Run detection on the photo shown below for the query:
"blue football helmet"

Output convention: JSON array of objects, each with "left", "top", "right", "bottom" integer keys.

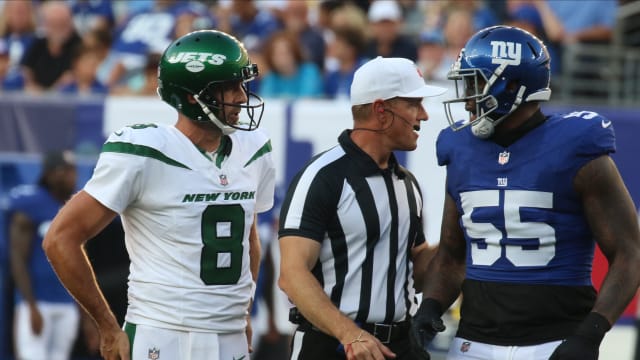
[{"left": 443, "top": 26, "right": 552, "bottom": 138}]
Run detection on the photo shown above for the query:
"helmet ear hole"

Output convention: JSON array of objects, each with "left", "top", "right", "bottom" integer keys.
[{"left": 506, "top": 80, "right": 519, "bottom": 92}]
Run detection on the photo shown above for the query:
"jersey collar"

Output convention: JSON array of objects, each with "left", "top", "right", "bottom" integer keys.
[{"left": 339, "top": 130, "right": 406, "bottom": 179}]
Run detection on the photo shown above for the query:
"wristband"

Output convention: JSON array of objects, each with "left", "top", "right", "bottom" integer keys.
[{"left": 421, "top": 298, "right": 444, "bottom": 318}]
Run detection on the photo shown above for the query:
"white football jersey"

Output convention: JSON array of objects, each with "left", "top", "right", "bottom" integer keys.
[{"left": 84, "top": 123, "right": 275, "bottom": 332}]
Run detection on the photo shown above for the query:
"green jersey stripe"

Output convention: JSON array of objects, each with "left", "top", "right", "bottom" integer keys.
[
  {"left": 102, "top": 142, "right": 191, "bottom": 169},
  {"left": 244, "top": 140, "right": 272, "bottom": 167}
]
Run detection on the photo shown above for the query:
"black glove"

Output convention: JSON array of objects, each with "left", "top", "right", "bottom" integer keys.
[
  {"left": 408, "top": 330, "right": 432, "bottom": 360},
  {"left": 410, "top": 298, "right": 446, "bottom": 353},
  {"left": 549, "top": 312, "right": 611, "bottom": 360}
]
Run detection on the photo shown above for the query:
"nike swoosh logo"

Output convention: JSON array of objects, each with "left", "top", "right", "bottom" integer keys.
[
  {"left": 233, "top": 356, "right": 246, "bottom": 360},
  {"left": 601, "top": 120, "right": 612, "bottom": 128},
  {"left": 114, "top": 130, "right": 124, "bottom": 136}
]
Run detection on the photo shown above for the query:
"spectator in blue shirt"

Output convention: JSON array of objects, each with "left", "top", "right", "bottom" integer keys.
[
  {"left": 324, "top": 26, "right": 369, "bottom": 100},
  {"left": 259, "top": 31, "right": 323, "bottom": 99},
  {"left": 0, "top": 0, "right": 37, "bottom": 91},
  {"left": 58, "top": 44, "right": 108, "bottom": 95},
  {"left": 216, "top": 0, "right": 281, "bottom": 56},
  {"left": 547, "top": 0, "right": 617, "bottom": 44},
  {"left": 98, "top": 0, "right": 212, "bottom": 89},
  {"left": 68, "top": 0, "right": 115, "bottom": 35}
]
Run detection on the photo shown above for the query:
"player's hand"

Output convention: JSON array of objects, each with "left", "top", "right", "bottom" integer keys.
[
  {"left": 548, "top": 334, "right": 599, "bottom": 360},
  {"left": 99, "top": 328, "right": 130, "bottom": 360},
  {"left": 341, "top": 328, "right": 396, "bottom": 360},
  {"left": 28, "top": 303, "right": 44, "bottom": 335},
  {"left": 342, "top": 329, "right": 396, "bottom": 360},
  {"left": 548, "top": 312, "right": 610, "bottom": 360},
  {"left": 410, "top": 298, "right": 445, "bottom": 350},
  {"left": 408, "top": 331, "right": 431, "bottom": 360}
]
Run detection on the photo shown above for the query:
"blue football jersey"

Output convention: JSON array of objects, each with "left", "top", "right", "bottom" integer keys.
[
  {"left": 436, "top": 111, "right": 615, "bottom": 286},
  {"left": 7, "top": 185, "right": 74, "bottom": 303}
]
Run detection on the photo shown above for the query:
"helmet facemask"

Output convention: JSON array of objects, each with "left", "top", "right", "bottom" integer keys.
[
  {"left": 444, "top": 63, "right": 523, "bottom": 139},
  {"left": 193, "top": 63, "right": 264, "bottom": 135}
]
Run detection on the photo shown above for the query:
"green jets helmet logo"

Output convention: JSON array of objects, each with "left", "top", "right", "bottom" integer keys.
[{"left": 167, "top": 52, "right": 227, "bottom": 65}]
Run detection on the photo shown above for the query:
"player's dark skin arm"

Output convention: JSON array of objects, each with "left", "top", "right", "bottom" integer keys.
[
  {"left": 421, "top": 186, "right": 467, "bottom": 308},
  {"left": 574, "top": 155, "right": 640, "bottom": 325},
  {"left": 9, "top": 212, "right": 43, "bottom": 334}
]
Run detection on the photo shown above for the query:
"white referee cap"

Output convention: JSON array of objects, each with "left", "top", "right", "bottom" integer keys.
[{"left": 350, "top": 56, "right": 446, "bottom": 106}]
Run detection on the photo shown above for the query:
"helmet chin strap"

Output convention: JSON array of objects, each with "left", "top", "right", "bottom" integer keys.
[
  {"left": 471, "top": 116, "right": 496, "bottom": 139},
  {"left": 471, "top": 85, "right": 526, "bottom": 139},
  {"left": 193, "top": 94, "right": 236, "bottom": 135}
]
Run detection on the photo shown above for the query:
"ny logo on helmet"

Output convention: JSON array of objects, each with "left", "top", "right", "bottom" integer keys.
[{"left": 490, "top": 41, "right": 521, "bottom": 66}]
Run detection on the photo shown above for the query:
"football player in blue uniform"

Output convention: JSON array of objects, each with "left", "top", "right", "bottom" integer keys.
[
  {"left": 8, "top": 151, "right": 80, "bottom": 360},
  {"left": 412, "top": 25, "right": 640, "bottom": 360}
]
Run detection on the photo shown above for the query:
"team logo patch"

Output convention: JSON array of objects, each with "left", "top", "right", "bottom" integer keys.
[
  {"left": 498, "top": 150, "right": 510, "bottom": 165},
  {"left": 148, "top": 347, "right": 160, "bottom": 359},
  {"left": 219, "top": 174, "right": 229, "bottom": 186},
  {"left": 460, "top": 341, "right": 471, "bottom": 353},
  {"left": 185, "top": 60, "right": 205, "bottom": 73}
]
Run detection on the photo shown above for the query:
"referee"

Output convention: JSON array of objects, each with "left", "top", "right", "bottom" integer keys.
[{"left": 278, "top": 57, "right": 446, "bottom": 360}]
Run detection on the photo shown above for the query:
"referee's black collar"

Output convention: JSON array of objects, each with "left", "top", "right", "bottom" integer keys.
[{"left": 339, "top": 130, "right": 407, "bottom": 179}]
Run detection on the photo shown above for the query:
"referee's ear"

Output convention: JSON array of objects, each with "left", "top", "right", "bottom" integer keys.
[
  {"left": 373, "top": 100, "right": 389, "bottom": 127},
  {"left": 374, "top": 100, "right": 386, "bottom": 116}
]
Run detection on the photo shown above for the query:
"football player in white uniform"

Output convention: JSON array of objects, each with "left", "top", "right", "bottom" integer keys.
[{"left": 43, "top": 30, "right": 275, "bottom": 360}]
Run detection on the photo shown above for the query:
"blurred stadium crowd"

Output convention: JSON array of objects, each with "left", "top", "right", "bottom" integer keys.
[{"left": 0, "top": 0, "right": 627, "bottom": 101}]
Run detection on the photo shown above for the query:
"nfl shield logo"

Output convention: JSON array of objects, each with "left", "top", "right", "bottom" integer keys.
[
  {"left": 460, "top": 341, "right": 471, "bottom": 353},
  {"left": 498, "top": 151, "right": 510, "bottom": 165},
  {"left": 148, "top": 348, "right": 160, "bottom": 359},
  {"left": 219, "top": 174, "right": 228, "bottom": 186}
]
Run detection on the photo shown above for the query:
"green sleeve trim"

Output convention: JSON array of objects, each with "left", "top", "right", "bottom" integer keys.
[
  {"left": 244, "top": 140, "right": 272, "bottom": 167},
  {"left": 102, "top": 142, "right": 191, "bottom": 170}
]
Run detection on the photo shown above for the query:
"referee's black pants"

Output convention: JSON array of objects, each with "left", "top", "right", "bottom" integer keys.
[{"left": 289, "top": 326, "right": 414, "bottom": 360}]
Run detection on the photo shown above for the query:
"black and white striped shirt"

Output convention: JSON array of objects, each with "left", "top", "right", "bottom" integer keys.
[{"left": 279, "top": 130, "right": 426, "bottom": 324}]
